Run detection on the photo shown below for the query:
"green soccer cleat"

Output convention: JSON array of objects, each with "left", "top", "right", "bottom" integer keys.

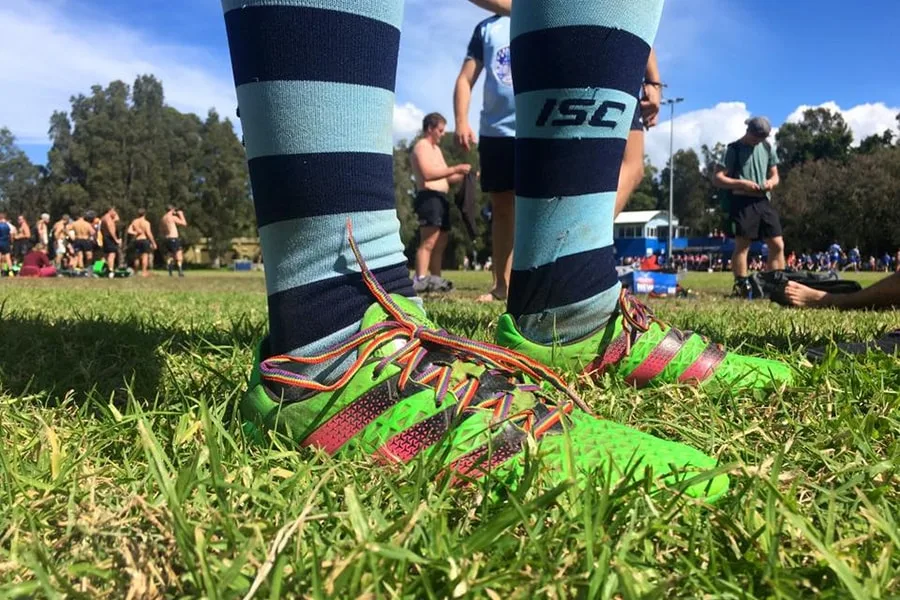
[
  {"left": 240, "top": 230, "right": 730, "bottom": 502},
  {"left": 496, "top": 288, "right": 793, "bottom": 390}
]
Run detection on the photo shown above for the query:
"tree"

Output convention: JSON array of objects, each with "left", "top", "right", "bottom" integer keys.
[
  {"left": 775, "top": 107, "right": 853, "bottom": 174},
  {"left": 624, "top": 159, "right": 660, "bottom": 211},
  {"left": 857, "top": 130, "right": 895, "bottom": 154},
  {"left": 659, "top": 149, "right": 711, "bottom": 234},
  {"left": 190, "top": 109, "right": 255, "bottom": 265},
  {"left": 0, "top": 127, "right": 41, "bottom": 216},
  {"left": 777, "top": 147, "right": 900, "bottom": 255}
]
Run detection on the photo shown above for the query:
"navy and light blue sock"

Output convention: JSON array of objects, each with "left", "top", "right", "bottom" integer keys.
[
  {"left": 508, "top": 0, "right": 664, "bottom": 344},
  {"left": 221, "top": 0, "right": 417, "bottom": 369}
]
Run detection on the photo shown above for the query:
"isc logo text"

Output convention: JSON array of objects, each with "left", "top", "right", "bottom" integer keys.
[{"left": 535, "top": 99, "right": 627, "bottom": 128}]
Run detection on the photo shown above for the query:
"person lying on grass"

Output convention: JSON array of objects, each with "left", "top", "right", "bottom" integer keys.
[{"left": 785, "top": 271, "right": 900, "bottom": 310}]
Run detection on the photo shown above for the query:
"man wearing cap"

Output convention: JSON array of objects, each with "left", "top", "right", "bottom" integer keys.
[{"left": 713, "top": 116, "right": 784, "bottom": 298}]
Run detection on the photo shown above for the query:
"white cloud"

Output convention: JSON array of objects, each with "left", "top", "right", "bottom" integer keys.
[
  {"left": 392, "top": 102, "right": 425, "bottom": 143},
  {"left": 785, "top": 101, "right": 899, "bottom": 145},
  {"left": 645, "top": 102, "right": 751, "bottom": 168},
  {"left": 0, "top": 0, "right": 238, "bottom": 146}
]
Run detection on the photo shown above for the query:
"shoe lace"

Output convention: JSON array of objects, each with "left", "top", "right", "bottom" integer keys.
[
  {"left": 259, "top": 221, "right": 591, "bottom": 435},
  {"left": 617, "top": 287, "right": 722, "bottom": 356}
]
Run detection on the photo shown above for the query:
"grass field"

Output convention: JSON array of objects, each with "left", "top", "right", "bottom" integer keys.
[{"left": 0, "top": 270, "right": 897, "bottom": 598}]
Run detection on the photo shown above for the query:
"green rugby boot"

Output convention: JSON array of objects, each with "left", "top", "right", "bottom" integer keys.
[
  {"left": 240, "top": 233, "right": 730, "bottom": 502},
  {"left": 496, "top": 288, "right": 792, "bottom": 390}
]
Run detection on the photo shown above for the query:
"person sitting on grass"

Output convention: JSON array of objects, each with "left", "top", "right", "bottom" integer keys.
[
  {"left": 19, "top": 243, "right": 57, "bottom": 278},
  {"left": 784, "top": 271, "right": 899, "bottom": 310}
]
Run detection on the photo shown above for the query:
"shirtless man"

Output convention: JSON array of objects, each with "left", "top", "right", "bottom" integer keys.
[
  {"left": 13, "top": 215, "right": 31, "bottom": 262},
  {"left": 100, "top": 207, "right": 121, "bottom": 277},
  {"left": 52, "top": 214, "right": 70, "bottom": 268},
  {"left": 71, "top": 212, "right": 95, "bottom": 269},
  {"left": 127, "top": 208, "right": 157, "bottom": 277},
  {"left": 37, "top": 213, "right": 50, "bottom": 248},
  {"left": 409, "top": 112, "right": 471, "bottom": 293},
  {"left": 160, "top": 206, "right": 187, "bottom": 277}
]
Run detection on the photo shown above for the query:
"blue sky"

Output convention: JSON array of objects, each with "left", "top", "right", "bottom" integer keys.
[{"left": 3, "top": 0, "right": 898, "bottom": 168}]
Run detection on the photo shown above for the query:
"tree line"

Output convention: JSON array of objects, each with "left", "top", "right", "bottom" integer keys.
[
  {"left": 2, "top": 75, "right": 899, "bottom": 266},
  {"left": 0, "top": 75, "right": 254, "bottom": 263}
]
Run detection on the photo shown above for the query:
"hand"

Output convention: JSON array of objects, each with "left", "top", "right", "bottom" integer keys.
[
  {"left": 640, "top": 83, "right": 662, "bottom": 129},
  {"left": 742, "top": 180, "right": 761, "bottom": 193},
  {"left": 455, "top": 123, "right": 476, "bottom": 151},
  {"left": 456, "top": 163, "right": 472, "bottom": 175}
]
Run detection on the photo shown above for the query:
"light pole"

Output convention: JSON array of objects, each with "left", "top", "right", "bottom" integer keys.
[{"left": 663, "top": 97, "right": 684, "bottom": 262}]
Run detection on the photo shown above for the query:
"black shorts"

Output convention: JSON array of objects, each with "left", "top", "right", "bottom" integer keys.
[
  {"left": 73, "top": 239, "right": 92, "bottom": 254},
  {"left": 478, "top": 136, "right": 514, "bottom": 193},
  {"left": 414, "top": 190, "right": 451, "bottom": 231},
  {"left": 13, "top": 240, "right": 31, "bottom": 257},
  {"left": 134, "top": 239, "right": 152, "bottom": 255},
  {"left": 729, "top": 197, "right": 783, "bottom": 241},
  {"left": 165, "top": 237, "right": 182, "bottom": 255},
  {"left": 103, "top": 239, "right": 119, "bottom": 254}
]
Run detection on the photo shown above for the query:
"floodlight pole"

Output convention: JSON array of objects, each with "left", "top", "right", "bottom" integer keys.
[{"left": 664, "top": 97, "right": 684, "bottom": 262}]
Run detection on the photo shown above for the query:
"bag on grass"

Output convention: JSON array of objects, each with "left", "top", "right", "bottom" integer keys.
[{"left": 751, "top": 270, "right": 862, "bottom": 306}]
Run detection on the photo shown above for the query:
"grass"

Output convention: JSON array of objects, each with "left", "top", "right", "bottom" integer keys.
[{"left": 0, "top": 269, "right": 897, "bottom": 598}]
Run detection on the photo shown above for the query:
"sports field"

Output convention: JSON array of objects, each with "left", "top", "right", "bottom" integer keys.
[{"left": 0, "top": 271, "right": 897, "bottom": 598}]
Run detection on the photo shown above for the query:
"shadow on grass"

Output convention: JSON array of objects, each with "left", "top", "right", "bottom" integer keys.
[{"left": 0, "top": 313, "right": 261, "bottom": 405}]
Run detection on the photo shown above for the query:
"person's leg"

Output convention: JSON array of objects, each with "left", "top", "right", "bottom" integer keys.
[
  {"left": 415, "top": 226, "right": 439, "bottom": 280},
  {"left": 507, "top": 1, "right": 663, "bottom": 344},
  {"left": 106, "top": 251, "right": 116, "bottom": 276},
  {"left": 222, "top": 0, "right": 415, "bottom": 369},
  {"left": 428, "top": 231, "right": 448, "bottom": 278},
  {"left": 615, "top": 117, "right": 645, "bottom": 216},
  {"left": 766, "top": 236, "right": 785, "bottom": 271},
  {"left": 478, "top": 190, "right": 514, "bottom": 301},
  {"left": 786, "top": 271, "right": 900, "bottom": 310},
  {"left": 175, "top": 247, "right": 184, "bottom": 276},
  {"left": 732, "top": 237, "right": 751, "bottom": 278},
  {"left": 497, "top": 0, "right": 790, "bottom": 389}
]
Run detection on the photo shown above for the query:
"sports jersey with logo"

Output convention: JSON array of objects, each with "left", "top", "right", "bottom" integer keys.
[{"left": 466, "top": 16, "right": 515, "bottom": 138}]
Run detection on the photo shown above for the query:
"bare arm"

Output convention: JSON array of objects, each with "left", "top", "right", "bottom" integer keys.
[
  {"left": 412, "top": 142, "right": 467, "bottom": 181},
  {"left": 127, "top": 222, "right": 138, "bottom": 236},
  {"left": 764, "top": 166, "right": 780, "bottom": 190},
  {"left": 174, "top": 212, "right": 187, "bottom": 227},
  {"left": 467, "top": 0, "right": 510, "bottom": 15},
  {"left": 454, "top": 59, "right": 483, "bottom": 151},
  {"left": 147, "top": 224, "right": 157, "bottom": 248},
  {"left": 713, "top": 166, "right": 758, "bottom": 192}
]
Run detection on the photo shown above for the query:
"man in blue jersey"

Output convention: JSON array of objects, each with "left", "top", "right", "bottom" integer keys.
[
  {"left": 0, "top": 213, "right": 12, "bottom": 275},
  {"left": 456, "top": 3, "right": 662, "bottom": 302}
]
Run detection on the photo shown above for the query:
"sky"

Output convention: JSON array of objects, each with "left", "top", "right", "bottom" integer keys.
[{"left": 2, "top": 0, "right": 899, "bottom": 169}]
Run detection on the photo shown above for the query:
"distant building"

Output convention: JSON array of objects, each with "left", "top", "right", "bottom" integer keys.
[
  {"left": 614, "top": 210, "right": 766, "bottom": 261},
  {"left": 614, "top": 210, "right": 687, "bottom": 258}
]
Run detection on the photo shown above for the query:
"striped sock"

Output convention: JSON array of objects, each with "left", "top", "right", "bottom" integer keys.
[
  {"left": 508, "top": 0, "right": 664, "bottom": 344},
  {"left": 221, "top": 0, "right": 418, "bottom": 373}
]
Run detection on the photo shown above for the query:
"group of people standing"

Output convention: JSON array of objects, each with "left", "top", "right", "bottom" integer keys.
[{"left": 0, "top": 206, "right": 188, "bottom": 278}]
